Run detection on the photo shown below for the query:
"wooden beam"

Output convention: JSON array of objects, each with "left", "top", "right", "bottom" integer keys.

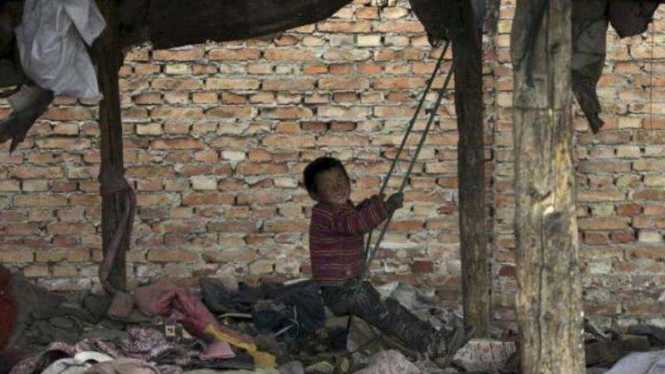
[
  {"left": 452, "top": 0, "right": 491, "bottom": 337},
  {"left": 93, "top": 0, "right": 128, "bottom": 292},
  {"left": 511, "top": 1, "right": 585, "bottom": 373}
]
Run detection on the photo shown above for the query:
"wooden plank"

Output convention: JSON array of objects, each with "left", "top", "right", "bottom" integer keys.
[
  {"left": 511, "top": 1, "right": 585, "bottom": 373},
  {"left": 452, "top": 0, "right": 491, "bottom": 338},
  {"left": 93, "top": 0, "right": 128, "bottom": 292}
]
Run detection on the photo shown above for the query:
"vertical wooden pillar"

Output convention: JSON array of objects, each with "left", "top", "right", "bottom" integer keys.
[
  {"left": 93, "top": 0, "right": 127, "bottom": 292},
  {"left": 453, "top": 0, "right": 491, "bottom": 337},
  {"left": 511, "top": 1, "right": 585, "bottom": 373}
]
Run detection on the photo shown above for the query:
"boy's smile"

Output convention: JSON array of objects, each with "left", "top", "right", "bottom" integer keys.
[{"left": 313, "top": 167, "right": 351, "bottom": 206}]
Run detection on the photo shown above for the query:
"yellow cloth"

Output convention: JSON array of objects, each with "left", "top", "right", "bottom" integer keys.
[{"left": 204, "top": 324, "right": 277, "bottom": 368}]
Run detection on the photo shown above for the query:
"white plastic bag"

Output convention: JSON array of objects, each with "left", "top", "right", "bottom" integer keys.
[{"left": 15, "top": 0, "right": 106, "bottom": 100}]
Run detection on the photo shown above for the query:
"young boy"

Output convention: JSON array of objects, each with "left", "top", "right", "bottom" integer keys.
[{"left": 304, "top": 157, "right": 468, "bottom": 359}]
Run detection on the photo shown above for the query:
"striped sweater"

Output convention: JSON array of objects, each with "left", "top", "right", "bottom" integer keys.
[{"left": 309, "top": 195, "right": 390, "bottom": 285}]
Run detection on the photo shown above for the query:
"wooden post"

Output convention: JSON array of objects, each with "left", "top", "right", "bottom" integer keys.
[
  {"left": 452, "top": 0, "right": 491, "bottom": 337},
  {"left": 511, "top": 1, "right": 585, "bottom": 373},
  {"left": 93, "top": 0, "right": 128, "bottom": 292}
]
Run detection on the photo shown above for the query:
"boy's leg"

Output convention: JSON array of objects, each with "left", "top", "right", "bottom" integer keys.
[{"left": 321, "top": 280, "right": 435, "bottom": 352}]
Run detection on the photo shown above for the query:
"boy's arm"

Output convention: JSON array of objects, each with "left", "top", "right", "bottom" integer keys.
[{"left": 329, "top": 195, "right": 390, "bottom": 235}]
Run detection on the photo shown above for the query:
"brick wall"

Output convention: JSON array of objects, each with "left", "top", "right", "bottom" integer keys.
[{"left": 0, "top": 0, "right": 664, "bottom": 328}]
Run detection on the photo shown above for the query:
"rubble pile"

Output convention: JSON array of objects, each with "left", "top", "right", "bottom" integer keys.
[{"left": 2, "top": 265, "right": 662, "bottom": 374}]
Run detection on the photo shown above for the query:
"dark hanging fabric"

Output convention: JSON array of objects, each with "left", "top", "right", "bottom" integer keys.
[
  {"left": 409, "top": 0, "right": 456, "bottom": 45},
  {"left": 141, "top": 0, "right": 352, "bottom": 49},
  {"left": 571, "top": 0, "right": 665, "bottom": 133},
  {"left": 572, "top": 0, "right": 609, "bottom": 134},
  {"left": 609, "top": 0, "right": 661, "bottom": 38}
]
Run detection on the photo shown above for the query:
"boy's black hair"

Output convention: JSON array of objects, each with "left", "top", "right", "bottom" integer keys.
[{"left": 303, "top": 156, "right": 349, "bottom": 195}]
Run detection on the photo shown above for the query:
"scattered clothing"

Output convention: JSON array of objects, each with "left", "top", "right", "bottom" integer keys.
[
  {"left": 628, "top": 325, "right": 665, "bottom": 347},
  {"left": 605, "top": 350, "right": 665, "bottom": 374},
  {"left": 201, "top": 279, "right": 325, "bottom": 339},
  {"left": 15, "top": 0, "right": 105, "bottom": 99},
  {"left": 86, "top": 359, "right": 160, "bottom": 374}
]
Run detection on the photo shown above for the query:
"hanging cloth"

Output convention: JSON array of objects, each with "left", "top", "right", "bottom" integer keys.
[{"left": 15, "top": 0, "right": 106, "bottom": 99}]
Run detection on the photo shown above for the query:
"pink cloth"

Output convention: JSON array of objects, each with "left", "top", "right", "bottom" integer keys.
[
  {"left": 131, "top": 282, "right": 241, "bottom": 359},
  {"left": 133, "top": 283, "right": 179, "bottom": 318},
  {"left": 200, "top": 342, "right": 235, "bottom": 361}
]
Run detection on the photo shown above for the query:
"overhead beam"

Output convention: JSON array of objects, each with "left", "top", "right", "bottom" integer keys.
[
  {"left": 452, "top": 0, "right": 491, "bottom": 337},
  {"left": 511, "top": 1, "right": 585, "bottom": 373}
]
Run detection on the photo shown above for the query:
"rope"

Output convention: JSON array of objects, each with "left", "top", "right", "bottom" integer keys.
[
  {"left": 650, "top": 21, "right": 655, "bottom": 129},
  {"left": 352, "top": 42, "right": 457, "bottom": 304},
  {"left": 98, "top": 165, "right": 137, "bottom": 295},
  {"left": 363, "top": 39, "right": 451, "bottom": 265}
]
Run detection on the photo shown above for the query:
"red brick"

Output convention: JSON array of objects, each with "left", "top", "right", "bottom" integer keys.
[
  {"left": 632, "top": 190, "right": 665, "bottom": 201},
  {"left": 36, "top": 249, "right": 90, "bottom": 263},
  {"left": 208, "top": 221, "right": 257, "bottom": 233},
  {"left": 610, "top": 230, "right": 636, "bottom": 243},
  {"left": 203, "top": 248, "right": 255, "bottom": 263},
  {"left": 153, "top": 47, "right": 204, "bottom": 61},
  {"left": 46, "top": 223, "right": 93, "bottom": 235},
  {"left": 263, "top": 79, "right": 315, "bottom": 91},
  {"left": 373, "top": 77, "right": 427, "bottom": 89},
  {"left": 616, "top": 203, "right": 643, "bottom": 216},
  {"left": 264, "top": 221, "right": 308, "bottom": 232},
  {"left": 148, "top": 249, "right": 199, "bottom": 263},
  {"left": 317, "top": 21, "right": 371, "bottom": 33},
  {"left": 43, "top": 108, "right": 92, "bottom": 121},
  {"left": 180, "top": 164, "right": 232, "bottom": 177},
  {"left": 182, "top": 193, "right": 235, "bottom": 205},
  {"left": 303, "top": 64, "right": 328, "bottom": 74},
  {"left": 625, "top": 302, "right": 665, "bottom": 317},
  {"left": 14, "top": 194, "right": 68, "bottom": 207},
  {"left": 264, "top": 49, "right": 316, "bottom": 61},
  {"left": 207, "top": 78, "right": 260, "bottom": 90},
  {"left": 578, "top": 217, "right": 630, "bottom": 231},
  {"left": 152, "top": 78, "right": 202, "bottom": 90},
  {"left": 262, "top": 135, "right": 316, "bottom": 148},
  {"left": 0, "top": 250, "right": 34, "bottom": 263},
  {"left": 151, "top": 107, "right": 204, "bottom": 121},
  {"left": 261, "top": 107, "right": 313, "bottom": 119},
  {"left": 209, "top": 48, "right": 261, "bottom": 60},
  {"left": 151, "top": 138, "right": 205, "bottom": 150},
  {"left": 319, "top": 77, "right": 370, "bottom": 90},
  {"left": 206, "top": 106, "right": 257, "bottom": 119},
  {"left": 411, "top": 260, "right": 434, "bottom": 273}
]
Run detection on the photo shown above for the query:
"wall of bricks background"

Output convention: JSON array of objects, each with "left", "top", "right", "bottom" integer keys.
[{"left": 0, "top": 0, "right": 664, "bottom": 328}]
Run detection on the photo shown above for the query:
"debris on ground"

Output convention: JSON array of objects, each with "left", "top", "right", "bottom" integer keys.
[
  {"left": 451, "top": 339, "right": 516, "bottom": 372},
  {"left": 8, "top": 264, "right": 665, "bottom": 374}
]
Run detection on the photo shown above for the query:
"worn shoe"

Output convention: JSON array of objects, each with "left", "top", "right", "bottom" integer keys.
[{"left": 427, "top": 319, "right": 475, "bottom": 365}]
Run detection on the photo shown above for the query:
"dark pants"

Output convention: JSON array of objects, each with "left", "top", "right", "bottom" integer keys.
[{"left": 320, "top": 279, "right": 435, "bottom": 352}]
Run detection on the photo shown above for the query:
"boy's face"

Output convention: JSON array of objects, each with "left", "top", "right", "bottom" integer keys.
[{"left": 313, "top": 167, "right": 351, "bottom": 206}]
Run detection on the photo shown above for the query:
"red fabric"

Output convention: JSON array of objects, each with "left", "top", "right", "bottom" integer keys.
[
  {"left": 0, "top": 266, "right": 17, "bottom": 351},
  {"left": 133, "top": 282, "right": 179, "bottom": 317},
  {"left": 169, "top": 291, "right": 216, "bottom": 338}
]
